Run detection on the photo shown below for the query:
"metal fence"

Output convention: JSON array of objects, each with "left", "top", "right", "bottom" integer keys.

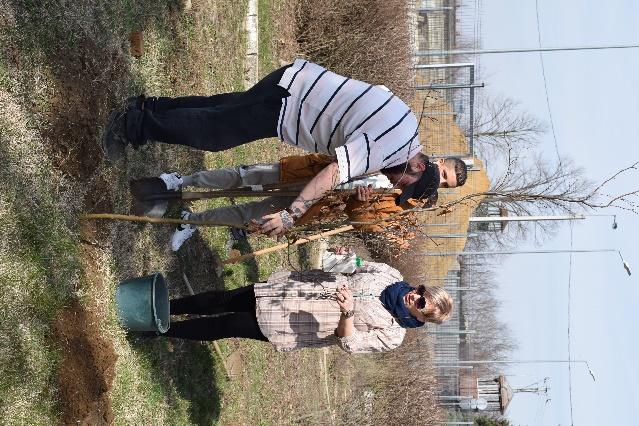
[
  {"left": 413, "top": 0, "right": 486, "bottom": 409},
  {"left": 414, "top": 0, "right": 483, "bottom": 158}
]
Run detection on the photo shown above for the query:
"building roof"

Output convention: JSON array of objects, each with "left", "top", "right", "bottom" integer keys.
[
  {"left": 397, "top": 89, "right": 491, "bottom": 282},
  {"left": 498, "top": 375, "right": 514, "bottom": 414}
]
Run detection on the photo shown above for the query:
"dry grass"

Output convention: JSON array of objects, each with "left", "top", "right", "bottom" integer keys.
[
  {"left": 294, "top": 0, "right": 415, "bottom": 101},
  {"left": 360, "top": 333, "right": 445, "bottom": 425},
  {"left": 0, "top": 0, "right": 444, "bottom": 424},
  {"left": 265, "top": 0, "right": 299, "bottom": 64},
  {"left": 216, "top": 341, "right": 334, "bottom": 425},
  {"left": 255, "top": 0, "right": 417, "bottom": 100},
  {"left": 0, "top": 0, "right": 251, "bottom": 423},
  {"left": 0, "top": 78, "right": 82, "bottom": 422}
]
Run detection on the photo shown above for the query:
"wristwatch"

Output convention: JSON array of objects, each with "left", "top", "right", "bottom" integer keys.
[{"left": 340, "top": 309, "right": 354, "bottom": 319}]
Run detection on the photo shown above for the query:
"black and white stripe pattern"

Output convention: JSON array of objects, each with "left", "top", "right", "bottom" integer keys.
[
  {"left": 277, "top": 59, "right": 423, "bottom": 184},
  {"left": 374, "top": 109, "right": 411, "bottom": 141},
  {"left": 309, "top": 77, "right": 350, "bottom": 134},
  {"left": 295, "top": 69, "right": 328, "bottom": 146},
  {"left": 343, "top": 145, "right": 352, "bottom": 181},
  {"left": 363, "top": 133, "right": 371, "bottom": 173},
  {"left": 383, "top": 128, "right": 419, "bottom": 163},
  {"left": 278, "top": 60, "right": 308, "bottom": 141},
  {"left": 327, "top": 84, "right": 373, "bottom": 151},
  {"left": 344, "top": 92, "right": 395, "bottom": 141}
]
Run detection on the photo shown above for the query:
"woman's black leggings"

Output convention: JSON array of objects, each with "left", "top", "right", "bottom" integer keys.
[{"left": 162, "top": 285, "right": 268, "bottom": 342}]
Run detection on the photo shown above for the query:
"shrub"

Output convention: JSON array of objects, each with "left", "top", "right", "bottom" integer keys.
[
  {"left": 336, "top": 332, "right": 445, "bottom": 425},
  {"left": 295, "top": 0, "right": 415, "bottom": 101}
]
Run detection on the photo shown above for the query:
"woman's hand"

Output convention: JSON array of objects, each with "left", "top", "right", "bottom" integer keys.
[
  {"left": 335, "top": 285, "right": 354, "bottom": 312},
  {"left": 355, "top": 184, "right": 373, "bottom": 202},
  {"left": 329, "top": 246, "right": 351, "bottom": 255},
  {"left": 335, "top": 284, "right": 355, "bottom": 338}
]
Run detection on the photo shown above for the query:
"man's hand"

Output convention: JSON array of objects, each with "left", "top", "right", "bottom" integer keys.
[
  {"left": 260, "top": 162, "right": 340, "bottom": 237},
  {"left": 355, "top": 184, "right": 374, "bottom": 202},
  {"left": 260, "top": 209, "right": 295, "bottom": 236}
]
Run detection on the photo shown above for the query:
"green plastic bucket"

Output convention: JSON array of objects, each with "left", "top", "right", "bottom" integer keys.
[{"left": 115, "top": 272, "right": 170, "bottom": 333}]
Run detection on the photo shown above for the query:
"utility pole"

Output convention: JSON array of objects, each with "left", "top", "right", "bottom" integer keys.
[
  {"left": 425, "top": 214, "right": 584, "bottom": 229},
  {"left": 423, "top": 248, "right": 618, "bottom": 256}
]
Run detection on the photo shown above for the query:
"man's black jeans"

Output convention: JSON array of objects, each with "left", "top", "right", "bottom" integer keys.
[
  {"left": 126, "top": 65, "right": 291, "bottom": 151},
  {"left": 163, "top": 285, "right": 268, "bottom": 342}
]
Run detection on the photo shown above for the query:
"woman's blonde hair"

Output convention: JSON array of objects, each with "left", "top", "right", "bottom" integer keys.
[{"left": 420, "top": 285, "right": 453, "bottom": 324}]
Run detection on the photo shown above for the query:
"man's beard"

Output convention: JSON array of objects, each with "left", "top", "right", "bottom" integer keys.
[{"left": 381, "top": 162, "right": 418, "bottom": 176}]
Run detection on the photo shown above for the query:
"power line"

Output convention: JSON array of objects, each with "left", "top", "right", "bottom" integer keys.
[
  {"left": 535, "top": 0, "right": 563, "bottom": 168},
  {"left": 415, "top": 43, "right": 639, "bottom": 56}
]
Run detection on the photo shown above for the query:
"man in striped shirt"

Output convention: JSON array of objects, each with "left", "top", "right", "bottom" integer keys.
[{"left": 103, "top": 59, "right": 467, "bottom": 235}]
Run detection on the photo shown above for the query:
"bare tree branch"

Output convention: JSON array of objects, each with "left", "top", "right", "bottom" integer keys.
[
  {"left": 347, "top": 161, "right": 639, "bottom": 231},
  {"left": 473, "top": 95, "right": 546, "bottom": 161}
]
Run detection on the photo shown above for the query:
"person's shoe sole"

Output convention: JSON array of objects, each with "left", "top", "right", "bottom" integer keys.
[
  {"left": 171, "top": 226, "right": 197, "bottom": 252},
  {"left": 101, "top": 109, "right": 128, "bottom": 162}
]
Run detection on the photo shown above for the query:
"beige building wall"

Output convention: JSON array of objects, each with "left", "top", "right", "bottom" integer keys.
[{"left": 398, "top": 89, "right": 491, "bottom": 282}]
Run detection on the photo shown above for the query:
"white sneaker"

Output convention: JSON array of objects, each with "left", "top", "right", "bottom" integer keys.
[
  {"left": 171, "top": 211, "right": 196, "bottom": 251},
  {"left": 159, "top": 172, "right": 183, "bottom": 191}
]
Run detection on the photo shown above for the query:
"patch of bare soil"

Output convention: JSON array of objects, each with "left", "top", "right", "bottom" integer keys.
[
  {"left": 28, "top": 2, "right": 293, "bottom": 422},
  {"left": 53, "top": 296, "right": 116, "bottom": 425},
  {"left": 41, "top": 28, "right": 218, "bottom": 426},
  {"left": 49, "top": 201, "right": 119, "bottom": 425},
  {"left": 42, "top": 41, "right": 126, "bottom": 425},
  {"left": 42, "top": 39, "right": 127, "bottom": 183}
]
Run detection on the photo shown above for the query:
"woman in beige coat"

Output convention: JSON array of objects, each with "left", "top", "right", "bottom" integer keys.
[{"left": 162, "top": 262, "right": 453, "bottom": 354}]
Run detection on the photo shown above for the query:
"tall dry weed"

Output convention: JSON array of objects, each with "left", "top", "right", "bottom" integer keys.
[
  {"left": 336, "top": 332, "right": 445, "bottom": 425},
  {"left": 294, "top": 0, "right": 415, "bottom": 101}
]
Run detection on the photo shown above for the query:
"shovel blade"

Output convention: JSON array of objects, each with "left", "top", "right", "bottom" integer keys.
[
  {"left": 131, "top": 177, "right": 170, "bottom": 199},
  {"left": 130, "top": 177, "right": 181, "bottom": 217},
  {"left": 132, "top": 196, "right": 169, "bottom": 217}
]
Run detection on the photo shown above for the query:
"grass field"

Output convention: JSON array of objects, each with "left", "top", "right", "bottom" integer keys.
[
  {"left": 0, "top": 1, "right": 446, "bottom": 424},
  {"left": 0, "top": 0, "right": 345, "bottom": 424}
]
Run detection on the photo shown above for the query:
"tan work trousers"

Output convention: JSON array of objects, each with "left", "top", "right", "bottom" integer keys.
[{"left": 185, "top": 164, "right": 295, "bottom": 227}]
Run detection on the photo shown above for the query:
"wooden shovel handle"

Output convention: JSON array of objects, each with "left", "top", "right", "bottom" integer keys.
[
  {"left": 80, "top": 214, "right": 355, "bottom": 265},
  {"left": 181, "top": 188, "right": 401, "bottom": 200},
  {"left": 80, "top": 213, "right": 248, "bottom": 228},
  {"left": 181, "top": 190, "right": 300, "bottom": 199},
  {"left": 222, "top": 225, "right": 354, "bottom": 264}
]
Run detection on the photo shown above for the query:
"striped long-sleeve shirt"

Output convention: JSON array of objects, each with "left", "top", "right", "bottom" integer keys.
[
  {"left": 276, "top": 59, "right": 423, "bottom": 184},
  {"left": 254, "top": 262, "right": 407, "bottom": 353}
]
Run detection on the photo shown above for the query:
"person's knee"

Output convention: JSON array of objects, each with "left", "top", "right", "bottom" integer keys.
[{"left": 238, "top": 164, "right": 280, "bottom": 186}]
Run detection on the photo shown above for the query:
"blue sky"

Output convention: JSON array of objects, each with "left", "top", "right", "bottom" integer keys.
[{"left": 478, "top": 1, "right": 639, "bottom": 424}]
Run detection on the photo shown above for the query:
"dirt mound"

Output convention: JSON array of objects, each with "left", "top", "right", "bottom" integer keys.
[
  {"left": 36, "top": 23, "right": 126, "bottom": 425},
  {"left": 49, "top": 221, "right": 121, "bottom": 425},
  {"left": 42, "top": 38, "right": 127, "bottom": 182},
  {"left": 53, "top": 297, "right": 117, "bottom": 425}
]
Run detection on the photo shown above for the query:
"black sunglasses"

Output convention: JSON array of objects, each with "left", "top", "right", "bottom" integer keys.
[{"left": 415, "top": 285, "right": 427, "bottom": 310}]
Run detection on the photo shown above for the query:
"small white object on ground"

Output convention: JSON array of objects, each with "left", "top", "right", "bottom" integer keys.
[{"left": 322, "top": 250, "right": 359, "bottom": 273}]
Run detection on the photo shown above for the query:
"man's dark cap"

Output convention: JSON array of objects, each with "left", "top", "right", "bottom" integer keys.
[{"left": 397, "top": 161, "right": 440, "bottom": 204}]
